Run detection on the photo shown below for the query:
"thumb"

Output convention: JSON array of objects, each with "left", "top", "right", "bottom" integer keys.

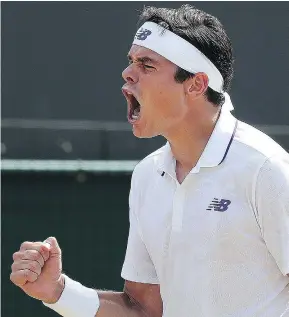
[{"left": 43, "top": 237, "right": 61, "bottom": 255}]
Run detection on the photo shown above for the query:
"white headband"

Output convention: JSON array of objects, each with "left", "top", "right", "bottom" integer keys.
[
  {"left": 132, "top": 22, "right": 234, "bottom": 112},
  {"left": 133, "top": 22, "right": 224, "bottom": 93}
]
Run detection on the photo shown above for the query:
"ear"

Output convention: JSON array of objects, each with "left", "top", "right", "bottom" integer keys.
[{"left": 184, "top": 72, "right": 209, "bottom": 98}]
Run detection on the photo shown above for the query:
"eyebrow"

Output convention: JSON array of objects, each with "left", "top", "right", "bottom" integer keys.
[{"left": 127, "top": 54, "right": 159, "bottom": 65}]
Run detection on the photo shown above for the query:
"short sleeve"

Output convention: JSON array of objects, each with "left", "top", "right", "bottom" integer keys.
[
  {"left": 255, "top": 154, "right": 289, "bottom": 275},
  {"left": 121, "top": 170, "right": 159, "bottom": 284}
]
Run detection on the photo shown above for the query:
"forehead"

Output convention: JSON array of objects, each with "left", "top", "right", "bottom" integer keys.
[{"left": 128, "top": 44, "right": 175, "bottom": 66}]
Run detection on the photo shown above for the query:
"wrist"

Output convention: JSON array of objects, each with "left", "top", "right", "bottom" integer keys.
[
  {"left": 44, "top": 274, "right": 65, "bottom": 304},
  {"left": 43, "top": 275, "right": 100, "bottom": 317}
]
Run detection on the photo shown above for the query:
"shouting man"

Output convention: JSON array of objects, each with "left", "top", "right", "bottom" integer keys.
[{"left": 10, "top": 5, "right": 289, "bottom": 317}]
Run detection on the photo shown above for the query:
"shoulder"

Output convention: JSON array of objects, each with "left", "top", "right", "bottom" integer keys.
[
  {"left": 232, "top": 120, "right": 288, "bottom": 163},
  {"left": 132, "top": 144, "right": 166, "bottom": 178},
  {"left": 232, "top": 120, "right": 289, "bottom": 186},
  {"left": 130, "top": 144, "right": 166, "bottom": 189}
]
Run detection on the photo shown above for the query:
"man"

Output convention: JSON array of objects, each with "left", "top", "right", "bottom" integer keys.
[{"left": 10, "top": 5, "right": 289, "bottom": 317}]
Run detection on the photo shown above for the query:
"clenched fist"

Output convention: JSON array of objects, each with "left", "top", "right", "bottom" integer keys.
[{"left": 10, "top": 237, "right": 65, "bottom": 304}]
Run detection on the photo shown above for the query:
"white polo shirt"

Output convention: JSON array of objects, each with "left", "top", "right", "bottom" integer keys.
[{"left": 121, "top": 109, "right": 289, "bottom": 317}]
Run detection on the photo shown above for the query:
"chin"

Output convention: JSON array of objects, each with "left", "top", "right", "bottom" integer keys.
[{"left": 132, "top": 126, "right": 157, "bottom": 139}]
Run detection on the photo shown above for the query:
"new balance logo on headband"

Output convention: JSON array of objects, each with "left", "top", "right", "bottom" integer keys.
[
  {"left": 135, "top": 28, "right": 152, "bottom": 41},
  {"left": 206, "top": 198, "right": 231, "bottom": 212}
]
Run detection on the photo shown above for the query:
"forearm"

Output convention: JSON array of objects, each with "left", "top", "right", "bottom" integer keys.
[
  {"left": 45, "top": 275, "right": 149, "bottom": 317},
  {"left": 97, "top": 291, "right": 148, "bottom": 317}
]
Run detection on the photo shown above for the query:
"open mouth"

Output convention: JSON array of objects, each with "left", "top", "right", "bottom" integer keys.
[{"left": 123, "top": 90, "right": 141, "bottom": 123}]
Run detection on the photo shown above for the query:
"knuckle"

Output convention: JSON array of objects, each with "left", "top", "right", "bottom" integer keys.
[
  {"left": 25, "top": 250, "right": 37, "bottom": 261},
  {"left": 29, "top": 261, "right": 39, "bottom": 272},
  {"left": 23, "top": 250, "right": 31, "bottom": 259},
  {"left": 28, "top": 261, "right": 35, "bottom": 270},
  {"left": 11, "top": 262, "right": 16, "bottom": 271},
  {"left": 20, "top": 241, "right": 29, "bottom": 249},
  {"left": 39, "top": 246, "right": 49, "bottom": 261},
  {"left": 10, "top": 272, "right": 19, "bottom": 282},
  {"left": 13, "top": 251, "right": 24, "bottom": 261},
  {"left": 37, "top": 247, "right": 44, "bottom": 255},
  {"left": 10, "top": 272, "right": 16, "bottom": 283},
  {"left": 26, "top": 269, "right": 37, "bottom": 282},
  {"left": 11, "top": 261, "right": 20, "bottom": 272},
  {"left": 31, "top": 250, "right": 39, "bottom": 260},
  {"left": 23, "top": 268, "right": 31, "bottom": 278},
  {"left": 37, "top": 256, "right": 44, "bottom": 267},
  {"left": 40, "top": 244, "right": 49, "bottom": 253}
]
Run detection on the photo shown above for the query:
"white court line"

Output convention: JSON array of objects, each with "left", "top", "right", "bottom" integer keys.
[
  {"left": 1, "top": 159, "right": 139, "bottom": 172},
  {"left": 1, "top": 119, "right": 131, "bottom": 131},
  {"left": 2, "top": 118, "right": 289, "bottom": 135}
]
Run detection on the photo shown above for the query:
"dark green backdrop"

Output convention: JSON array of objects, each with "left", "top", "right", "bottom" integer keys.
[{"left": 2, "top": 172, "right": 131, "bottom": 316}]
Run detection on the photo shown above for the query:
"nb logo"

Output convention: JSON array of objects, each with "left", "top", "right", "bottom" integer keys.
[
  {"left": 135, "top": 28, "right": 152, "bottom": 41},
  {"left": 206, "top": 198, "right": 231, "bottom": 212}
]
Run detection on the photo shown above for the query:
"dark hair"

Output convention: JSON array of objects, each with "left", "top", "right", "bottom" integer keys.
[{"left": 137, "top": 5, "right": 234, "bottom": 106}]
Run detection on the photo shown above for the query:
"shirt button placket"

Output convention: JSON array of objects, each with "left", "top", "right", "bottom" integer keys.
[{"left": 172, "top": 182, "right": 187, "bottom": 232}]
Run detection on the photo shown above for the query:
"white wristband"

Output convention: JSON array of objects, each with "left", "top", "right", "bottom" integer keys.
[{"left": 43, "top": 275, "right": 100, "bottom": 317}]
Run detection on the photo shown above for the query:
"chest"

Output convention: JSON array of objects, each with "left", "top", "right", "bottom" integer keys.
[{"left": 137, "top": 170, "right": 261, "bottom": 272}]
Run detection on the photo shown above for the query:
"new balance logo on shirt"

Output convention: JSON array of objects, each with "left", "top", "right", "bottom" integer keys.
[{"left": 206, "top": 198, "right": 231, "bottom": 212}]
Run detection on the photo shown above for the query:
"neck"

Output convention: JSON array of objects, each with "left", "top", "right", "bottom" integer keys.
[{"left": 163, "top": 103, "right": 221, "bottom": 172}]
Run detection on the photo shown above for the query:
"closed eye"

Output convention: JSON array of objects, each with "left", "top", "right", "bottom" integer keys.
[
  {"left": 128, "top": 60, "right": 154, "bottom": 68},
  {"left": 143, "top": 64, "right": 154, "bottom": 69}
]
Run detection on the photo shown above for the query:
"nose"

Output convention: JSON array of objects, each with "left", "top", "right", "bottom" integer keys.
[{"left": 122, "top": 64, "right": 138, "bottom": 84}]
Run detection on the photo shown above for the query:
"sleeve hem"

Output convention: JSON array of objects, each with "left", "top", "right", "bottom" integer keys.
[{"left": 121, "top": 270, "right": 159, "bottom": 285}]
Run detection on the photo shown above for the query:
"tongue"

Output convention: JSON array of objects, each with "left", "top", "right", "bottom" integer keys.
[
  {"left": 131, "top": 106, "right": 140, "bottom": 120},
  {"left": 132, "top": 111, "right": 140, "bottom": 120},
  {"left": 133, "top": 106, "right": 140, "bottom": 115}
]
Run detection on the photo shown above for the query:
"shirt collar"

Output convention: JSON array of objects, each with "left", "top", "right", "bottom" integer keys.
[{"left": 157, "top": 110, "right": 238, "bottom": 176}]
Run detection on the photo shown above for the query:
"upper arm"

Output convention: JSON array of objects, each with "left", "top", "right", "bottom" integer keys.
[
  {"left": 121, "top": 169, "right": 162, "bottom": 316},
  {"left": 121, "top": 170, "right": 159, "bottom": 284},
  {"left": 121, "top": 208, "right": 159, "bottom": 284},
  {"left": 255, "top": 154, "right": 289, "bottom": 275},
  {"left": 124, "top": 280, "right": 162, "bottom": 317}
]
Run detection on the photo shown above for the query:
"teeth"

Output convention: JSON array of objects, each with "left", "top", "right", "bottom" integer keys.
[{"left": 132, "top": 114, "right": 139, "bottom": 120}]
